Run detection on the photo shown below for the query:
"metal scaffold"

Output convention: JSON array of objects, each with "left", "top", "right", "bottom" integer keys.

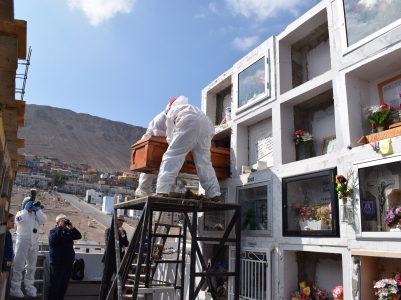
[{"left": 99, "top": 195, "right": 241, "bottom": 300}]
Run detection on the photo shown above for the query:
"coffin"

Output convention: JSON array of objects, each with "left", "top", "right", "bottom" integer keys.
[{"left": 130, "top": 136, "right": 231, "bottom": 179}]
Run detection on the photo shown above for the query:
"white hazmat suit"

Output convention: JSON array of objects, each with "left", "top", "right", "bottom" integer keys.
[
  {"left": 156, "top": 96, "right": 221, "bottom": 199},
  {"left": 10, "top": 197, "right": 47, "bottom": 297},
  {"left": 136, "top": 111, "right": 167, "bottom": 198}
]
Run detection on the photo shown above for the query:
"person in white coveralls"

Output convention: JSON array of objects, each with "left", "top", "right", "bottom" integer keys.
[
  {"left": 10, "top": 189, "right": 47, "bottom": 298},
  {"left": 155, "top": 96, "right": 221, "bottom": 201},
  {"left": 135, "top": 111, "right": 167, "bottom": 198}
]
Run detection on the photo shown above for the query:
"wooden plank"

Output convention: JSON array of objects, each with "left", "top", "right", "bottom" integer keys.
[
  {"left": 17, "top": 138, "right": 24, "bottom": 148},
  {"left": 18, "top": 154, "right": 24, "bottom": 162},
  {"left": 351, "top": 249, "right": 401, "bottom": 258},
  {"left": 0, "top": 70, "right": 16, "bottom": 106},
  {"left": 15, "top": 100, "right": 25, "bottom": 116},
  {"left": 0, "top": 20, "right": 27, "bottom": 59},
  {"left": 0, "top": 33, "right": 17, "bottom": 70},
  {"left": 17, "top": 166, "right": 26, "bottom": 172},
  {"left": 358, "top": 127, "right": 401, "bottom": 144}
]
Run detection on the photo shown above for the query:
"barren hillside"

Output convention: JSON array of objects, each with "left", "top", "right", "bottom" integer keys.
[{"left": 18, "top": 104, "right": 146, "bottom": 172}]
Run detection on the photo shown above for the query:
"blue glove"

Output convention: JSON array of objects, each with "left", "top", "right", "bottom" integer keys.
[
  {"left": 33, "top": 205, "right": 40, "bottom": 212},
  {"left": 24, "top": 202, "right": 33, "bottom": 211}
]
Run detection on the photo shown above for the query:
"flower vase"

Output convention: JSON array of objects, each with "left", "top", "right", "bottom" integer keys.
[
  {"left": 299, "top": 220, "right": 322, "bottom": 230},
  {"left": 297, "top": 143, "right": 312, "bottom": 161},
  {"left": 377, "top": 126, "right": 384, "bottom": 132}
]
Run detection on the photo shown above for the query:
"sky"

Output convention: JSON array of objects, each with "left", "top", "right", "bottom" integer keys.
[{"left": 14, "top": 0, "right": 320, "bottom": 128}]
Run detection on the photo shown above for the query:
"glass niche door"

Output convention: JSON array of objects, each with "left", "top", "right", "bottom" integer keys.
[
  {"left": 282, "top": 168, "right": 340, "bottom": 237},
  {"left": 237, "top": 181, "right": 272, "bottom": 236}
]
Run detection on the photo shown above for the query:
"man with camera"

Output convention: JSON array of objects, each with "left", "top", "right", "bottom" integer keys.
[
  {"left": 10, "top": 189, "right": 47, "bottom": 298},
  {"left": 48, "top": 214, "right": 82, "bottom": 300}
]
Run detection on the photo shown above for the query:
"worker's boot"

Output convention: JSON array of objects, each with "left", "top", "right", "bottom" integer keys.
[
  {"left": 211, "top": 196, "right": 221, "bottom": 202},
  {"left": 25, "top": 284, "right": 37, "bottom": 297},
  {"left": 10, "top": 282, "right": 24, "bottom": 298}
]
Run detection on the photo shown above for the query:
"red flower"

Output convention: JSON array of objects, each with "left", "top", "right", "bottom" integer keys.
[
  {"left": 381, "top": 103, "right": 388, "bottom": 109},
  {"left": 390, "top": 106, "right": 395, "bottom": 111},
  {"left": 307, "top": 280, "right": 313, "bottom": 286},
  {"left": 398, "top": 103, "right": 401, "bottom": 110}
]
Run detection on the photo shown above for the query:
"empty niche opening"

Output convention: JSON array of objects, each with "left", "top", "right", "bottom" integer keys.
[
  {"left": 292, "top": 22, "right": 330, "bottom": 89},
  {"left": 216, "top": 86, "right": 232, "bottom": 125}
]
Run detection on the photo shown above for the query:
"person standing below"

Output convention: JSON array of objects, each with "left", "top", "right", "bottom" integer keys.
[
  {"left": 135, "top": 111, "right": 167, "bottom": 198},
  {"left": 0, "top": 213, "right": 14, "bottom": 298},
  {"left": 48, "top": 214, "right": 81, "bottom": 300},
  {"left": 156, "top": 96, "right": 221, "bottom": 201},
  {"left": 10, "top": 194, "right": 47, "bottom": 298},
  {"left": 105, "top": 215, "right": 129, "bottom": 260}
]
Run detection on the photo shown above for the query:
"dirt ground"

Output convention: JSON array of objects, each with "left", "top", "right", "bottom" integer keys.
[{"left": 9, "top": 187, "right": 113, "bottom": 245}]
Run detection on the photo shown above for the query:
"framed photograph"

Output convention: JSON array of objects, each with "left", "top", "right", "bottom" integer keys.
[
  {"left": 321, "top": 135, "right": 336, "bottom": 155},
  {"left": 378, "top": 74, "right": 401, "bottom": 107}
]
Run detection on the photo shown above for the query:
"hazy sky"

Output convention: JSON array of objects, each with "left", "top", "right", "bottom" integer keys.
[{"left": 14, "top": 0, "right": 320, "bottom": 128}]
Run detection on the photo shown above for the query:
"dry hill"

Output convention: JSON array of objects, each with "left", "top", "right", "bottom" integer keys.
[{"left": 18, "top": 104, "right": 146, "bottom": 172}]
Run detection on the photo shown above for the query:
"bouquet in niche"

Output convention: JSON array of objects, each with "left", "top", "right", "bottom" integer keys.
[
  {"left": 373, "top": 271, "right": 401, "bottom": 300},
  {"left": 365, "top": 103, "right": 394, "bottom": 127},
  {"left": 291, "top": 280, "right": 329, "bottom": 300},
  {"left": 294, "top": 130, "right": 314, "bottom": 145},
  {"left": 384, "top": 205, "right": 401, "bottom": 228}
]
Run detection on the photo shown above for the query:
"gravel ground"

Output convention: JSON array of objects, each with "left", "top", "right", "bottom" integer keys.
[{"left": 10, "top": 187, "right": 109, "bottom": 244}]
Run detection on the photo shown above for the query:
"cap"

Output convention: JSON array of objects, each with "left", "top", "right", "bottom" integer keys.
[
  {"left": 21, "top": 197, "right": 31, "bottom": 209},
  {"left": 165, "top": 96, "right": 188, "bottom": 114}
]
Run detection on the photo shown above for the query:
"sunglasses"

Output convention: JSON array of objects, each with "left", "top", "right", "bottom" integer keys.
[{"left": 118, "top": 219, "right": 125, "bottom": 222}]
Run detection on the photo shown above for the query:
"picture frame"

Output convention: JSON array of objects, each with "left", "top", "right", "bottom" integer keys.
[
  {"left": 321, "top": 135, "right": 336, "bottom": 155},
  {"left": 378, "top": 74, "right": 401, "bottom": 107}
]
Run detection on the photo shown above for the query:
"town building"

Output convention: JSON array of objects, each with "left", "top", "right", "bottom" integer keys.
[{"left": 200, "top": 1, "right": 401, "bottom": 299}]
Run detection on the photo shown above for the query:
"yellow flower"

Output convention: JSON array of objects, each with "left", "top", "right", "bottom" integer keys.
[
  {"left": 292, "top": 298, "right": 300, "bottom": 300},
  {"left": 303, "top": 286, "right": 311, "bottom": 296},
  {"left": 299, "top": 281, "right": 306, "bottom": 289}
]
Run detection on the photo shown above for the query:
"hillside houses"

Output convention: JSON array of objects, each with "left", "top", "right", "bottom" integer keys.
[{"left": 15, "top": 155, "right": 139, "bottom": 197}]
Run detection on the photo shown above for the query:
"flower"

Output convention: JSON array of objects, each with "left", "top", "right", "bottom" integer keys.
[
  {"left": 294, "top": 130, "right": 314, "bottom": 145},
  {"left": 336, "top": 170, "right": 354, "bottom": 205},
  {"left": 384, "top": 205, "right": 401, "bottom": 228},
  {"left": 332, "top": 285, "right": 343, "bottom": 300},
  {"left": 291, "top": 280, "right": 329, "bottom": 300},
  {"left": 373, "top": 274, "right": 400, "bottom": 300},
  {"left": 365, "top": 103, "right": 394, "bottom": 127},
  {"left": 294, "top": 203, "right": 332, "bottom": 225}
]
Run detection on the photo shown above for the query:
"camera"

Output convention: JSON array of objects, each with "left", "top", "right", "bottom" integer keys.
[
  {"left": 64, "top": 219, "right": 71, "bottom": 226},
  {"left": 30, "top": 189, "right": 36, "bottom": 202}
]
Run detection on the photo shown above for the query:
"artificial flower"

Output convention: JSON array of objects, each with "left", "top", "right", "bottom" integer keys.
[
  {"left": 294, "top": 130, "right": 314, "bottom": 145},
  {"left": 335, "top": 171, "right": 354, "bottom": 205},
  {"left": 365, "top": 103, "right": 394, "bottom": 127}
]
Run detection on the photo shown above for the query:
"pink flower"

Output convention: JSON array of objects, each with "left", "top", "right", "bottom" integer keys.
[{"left": 332, "top": 285, "right": 343, "bottom": 299}]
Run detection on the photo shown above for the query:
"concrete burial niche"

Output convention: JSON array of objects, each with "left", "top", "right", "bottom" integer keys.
[
  {"left": 130, "top": 136, "right": 231, "bottom": 179},
  {"left": 283, "top": 250, "right": 343, "bottom": 298}
]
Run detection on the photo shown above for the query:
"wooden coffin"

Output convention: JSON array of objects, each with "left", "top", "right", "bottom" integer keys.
[{"left": 130, "top": 136, "right": 230, "bottom": 179}]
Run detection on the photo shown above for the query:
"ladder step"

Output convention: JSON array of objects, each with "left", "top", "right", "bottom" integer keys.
[
  {"left": 123, "top": 295, "right": 145, "bottom": 299},
  {"left": 154, "top": 259, "right": 184, "bottom": 263},
  {"left": 131, "top": 264, "right": 156, "bottom": 270},
  {"left": 135, "top": 253, "right": 160, "bottom": 259},
  {"left": 154, "top": 223, "right": 182, "bottom": 228},
  {"left": 127, "top": 274, "right": 153, "bottom": 281},
  {"left": 140, "top": 243, "right": 164, "bottom": 249},
  {"left": 151, "top": 233, "right": 183, "bottom": 238}
]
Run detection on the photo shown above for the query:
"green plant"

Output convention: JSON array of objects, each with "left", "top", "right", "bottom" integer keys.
[
  {"left": 242, "top": 208, "right": 258, "bottom": 230},
  {"left": 365, "top": 103, "right": 394, "bottom": 127}
]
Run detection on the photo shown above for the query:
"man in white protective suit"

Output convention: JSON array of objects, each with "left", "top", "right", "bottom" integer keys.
[
  {"left": 155, "top": 96, "right": 221, "bottom": 201},
  {"left": 135, "top": 111, "right": 167, "bottom": 198},
  {"left": 10, "top": 189, "right": 47, "bottom": 298}
]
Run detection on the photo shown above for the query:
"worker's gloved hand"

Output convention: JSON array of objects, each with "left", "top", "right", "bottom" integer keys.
[
  {"left": 24, "top": 202, "right": 33, "bottom": 211},
  {"left": 33, "top": 205, "right": 40, "bottom": 212}
]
